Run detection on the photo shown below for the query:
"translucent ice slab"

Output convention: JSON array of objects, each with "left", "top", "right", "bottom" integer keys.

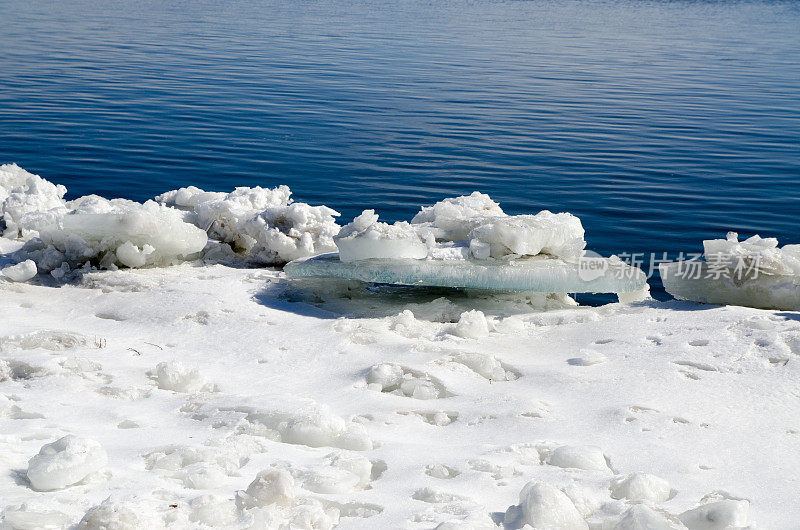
[
  {"left": 660, "top": 262, "right": 800, "bottom": 311},
  {"left": 285, "top": 253, "right": 648, "bottom": 297}
]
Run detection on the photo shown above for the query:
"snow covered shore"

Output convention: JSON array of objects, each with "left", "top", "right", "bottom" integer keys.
[
  {"left": 1, "top": 165, "right": 800, "bottom": 528},
  {"left": 3, "top": 263, "right": 800, "bottom": 528}
]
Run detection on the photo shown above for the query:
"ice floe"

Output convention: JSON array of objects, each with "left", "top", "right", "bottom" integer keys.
[{"left": 661, "top": 232, "right": 800, "bottom": 310}]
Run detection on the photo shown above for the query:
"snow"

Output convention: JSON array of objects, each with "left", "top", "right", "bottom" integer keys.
[
  {"left": 0, "top": 164, "right": 67, "bottom": 239},
  {"left": 26, "top": 435, "right": 108, "bottom": 492},
  {"left": 334, "top": 210, "right": 429, "bottom": 263},
  {"left": 1, "top": 165, "right": 798, "bottom": 528},
  {"left": 661, "top": 232, "right": 800, "bottom": 310},
  {"left": 1, "top": 260, "right": 37, "bottom": 282},
  {"left": 511, "top": 481, "right": 589, "bottom": 529},
  {"left": 453, "top": 310, "right": 490, "bottom": 339},
  {"left": 336, "top": 193, "right": 585, "bottom": 263},
  {"left": 157, "top": 184, "right": 340, "bottom": 265},
  {"left": 679, "top": 499, "right": 750, "bottom": 530}
]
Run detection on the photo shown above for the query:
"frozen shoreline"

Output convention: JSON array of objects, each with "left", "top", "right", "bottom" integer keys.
[
  {"left": 1, "top": 262, "right": 799, "bottom": 528},
  {"left": 2, "top": 164, "right": 799, "bottom": 528}
]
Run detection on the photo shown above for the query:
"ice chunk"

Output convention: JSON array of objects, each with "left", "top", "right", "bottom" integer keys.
[
  {"left": 241, "top": 469, "right": 295, "bottom": 508},
  {"left": 17, "top": 199, "right": 207, "bottom": 272},
  {"left": 411, "top": 191, "right": 505, "bottom": 241},
  {"left": 453, "top": 310, "right": 490, "bottom": 339},
  {"left": 1, "top": 259, "right": 37, "bottom": 282},
  {"left": 469, "top": 210, "right": 586, "bottom": 262},
  {"left": 335, "top": 209, "right": 429, "bottom": 262},
  {"left": 27, "top": 435, "right": 107, "bottom": 491},
  {"left": 510, "top": 482, "right": 589, "bottom": 530},
  {"left": 547, "top": 445, "right": 610, "bottom": 472},
  {"left": 285, "top": 253, "right": 647, "bottom": 299},
  {"left": 0, "top": 164, "right": 67, "bottom": 239},
  {"left": 678, "top": 499, "right": 749, "bottom": 530},
  {"left": 78, "top": 496, "right": 165, "bottom": 529},
  {"left": 610, "top": 473, "right": 672, "bottom": 503},
  {"left": 154, "top": 362, "right": 217, "bottom": 393},
  {"left": 189, "top": 495, "right": 238, "bottom": 527},
  {"left": 157, "top": 184, "right": 340, "bottom": 264},
  {"left": 661, "top": 233, "right": 800, "bottom": 310}
]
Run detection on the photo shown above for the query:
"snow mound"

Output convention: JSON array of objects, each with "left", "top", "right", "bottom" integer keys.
[
  {"left": 78, "top": 496, "right": 165, "bottom": 529},
  {"left": 366, "top": 363, "right": 445, "bottom": 400},
  {"left": 26, "top": 435, "right": 107, "bottom": 491},
  {"left": 334, "top": 210, "right": 429, "bottom": 262},
  {"left": 0, "top": 504, "right": 72, "bottom": 530},
  {"left": 506, "top": 481, "right": 589, "bottom": 529},
  {"left": 153, "top": 362, "right": 217, "bottom": 394},
  {"left": 0, "top": 164, "right": 67, "bottom": 239},
  {"left": 157, "top": 184, "right": 340, "bottom": 264},
  {"left": 453, "top": 310, "right": 490, "bottom": 339},
  {"left": 610, "top": 472, "right": 672, "bottom": 503},
  {"left": 239, "top": 469, "right": 340, "bottom": 529},
  {"left": 1, "top": 259, "right": 37, "bottom": 282},
  {"left": 241, "top": 469, "right": 295, "bottom": 508},
  {"left": 678, "top": 499, "right": 749, "bottom": 530},
  {"left": 547, "top": 445, "right": 610, "bottom": 472},
  {"left": 279, "top": 405, "right": 373, "bottom": 450},
  {"left": 188, "top": 495, "right": 238, "bottom": 527},
  {"left": 611, "top": 505, "right": 686, "bottom": 530}
]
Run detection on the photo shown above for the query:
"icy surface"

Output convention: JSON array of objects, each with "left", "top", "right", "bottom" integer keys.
[
  {"left": 661, "top": 233, "right": 800, "bottom": 310},
  {"left": 286, "top": 252, "right": 648, "bottom": 295}
]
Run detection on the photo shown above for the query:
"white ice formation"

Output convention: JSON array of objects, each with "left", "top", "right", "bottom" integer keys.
[{"left": 661, "top": 232, "right": 800, "bottom": 310}]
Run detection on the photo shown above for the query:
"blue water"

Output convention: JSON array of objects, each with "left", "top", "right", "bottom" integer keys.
[{"left": 1, "top": 0, "right": 799, "bottom": 296}]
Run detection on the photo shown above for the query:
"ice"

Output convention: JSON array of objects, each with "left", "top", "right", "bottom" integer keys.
[
  {"left": 27, "top": 435, "right": 108, "bottom": 491},
  {"left": 610, "top": 472, "right": 672, "bottom": 503},
  {"left": 453, "top": 310, "right": 490, "bottom": 339},
  {"left": 189, "top": 495, "right": 238, "bottom": 527},
  {"left": 278, "top": 405, "right": 373, "bottom": 450},
  {"left": 16, "top": 198, "right": 207, "bottom": 273},
  {"left": 0, "top": 164, "right": 67, "bottom": 239},
  {"left": 241, "top": 469, "right": 295, "bottom": 508},
  {"left": 1, "top": 259, "right": 37, "bottom": 282},
  {"left": 157, "top": 184, "right": 340, "bottom": 264},
  {"left": 330, "top": 193, "right": 585, "bottom": 263},
  {"left": 285, "top": 252, "right": 647, "bottom": 298},
  {"left": 78, "top": 496, "right": 164, "bottom": 529},
  {"left": 153, "top": 362, "right": 217, "bottom": 394},
  {"left": 546, "top": 445, "right": 610, "bottom": 472},
  {"left": 661, "top": 233, "right": 800, "bottom": 310},
  {"left": 411, "top": 191, "right": 505, "bottom": 241},
  {"left": 334, "top": 210, "right": 429, "bottom": 262},
  {"left": 468, "top": 210, "right": 586, "bottom": 261},
  {"left": 508, "top": 481, "right": 589, "bottom": 529},
  {"left": 678, "top": 499, "right": 749, "bottom": 530}
]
